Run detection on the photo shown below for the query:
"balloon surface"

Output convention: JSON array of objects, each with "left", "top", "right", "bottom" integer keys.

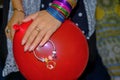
[{"left": 13, "top": 20, "right": 89, "bottom": 80}]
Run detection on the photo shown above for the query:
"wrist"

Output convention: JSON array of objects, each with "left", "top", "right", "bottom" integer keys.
[
  {"left": 46, "top": 7, "right": 65, "bottom": 22},
  {"left": 13, "top": 8, "right": 25, "bottom": 14}
]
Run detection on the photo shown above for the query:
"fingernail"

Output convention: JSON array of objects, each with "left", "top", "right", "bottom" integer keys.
[
  {"left": 21, "top": 40, "right": 26, "bottom": 45},
  {"left": 39, "top": 43, "right": 43, "bottom": 47},
  {"left": 39, "top": 42, "right": 44, "bottom": 47},
  {"left": 29, "top": 46, "right": 34, "bottom": 51},
  {"left": 24, "top": 45, "right": 29, "bottom": 52}
]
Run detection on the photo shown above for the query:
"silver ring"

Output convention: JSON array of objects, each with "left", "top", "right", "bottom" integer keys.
[{"left": 6, "top": 29, "right": 11, "bottom": 33}]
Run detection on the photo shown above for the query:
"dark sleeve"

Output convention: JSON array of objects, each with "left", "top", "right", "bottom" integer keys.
[
  {"left": 0, "top": 0, "right": 10, "bottom": 68},
  {"left": 70, "top": 0, "right": 89, "bottom": 37}
]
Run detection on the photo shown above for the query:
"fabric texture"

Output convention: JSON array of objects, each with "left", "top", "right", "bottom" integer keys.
[{"left": 96, "top": 0, "right": 120, "bottom": 80}]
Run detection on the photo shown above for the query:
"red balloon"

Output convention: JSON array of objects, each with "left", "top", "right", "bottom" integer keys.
[{"left": 13, "top": 20, "right": 89, "bottom": 80}]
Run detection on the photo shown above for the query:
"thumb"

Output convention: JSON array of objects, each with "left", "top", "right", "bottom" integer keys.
[
  {"left": 11, "top": 29, "right": 15, "bottom": 41},
  {"left": 22, "top": 12, "right": 39, "bottom": 22}
]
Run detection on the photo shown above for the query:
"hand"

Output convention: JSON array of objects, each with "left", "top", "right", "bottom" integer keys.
[
  {"left": 5, "top": 10, "right": 25, "bottom": 41},
  {"left": 22, "top": 10, "right": 62, "bottom": 52}
]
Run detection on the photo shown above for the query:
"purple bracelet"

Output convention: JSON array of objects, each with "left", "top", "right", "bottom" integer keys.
[
  {"left": 53, "top": 0, "right": 72, "bottom": 10},
  {"left": 53, "top": 1, "right": 71, "bottom": 12}
]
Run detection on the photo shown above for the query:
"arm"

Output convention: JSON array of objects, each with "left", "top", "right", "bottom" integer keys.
[
  {"left": 5, "top": 0, "right": 25, "bottom": 40},
  {"left": 12, "top": 0, "right": 23, "bottom": 11},
  {"left": 22, "top": 0, "right": 77, "bottom": 52}
]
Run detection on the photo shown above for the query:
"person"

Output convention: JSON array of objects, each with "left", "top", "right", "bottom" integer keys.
[{"left": 2, "top": 0, "right": 110, "bottom": 80}]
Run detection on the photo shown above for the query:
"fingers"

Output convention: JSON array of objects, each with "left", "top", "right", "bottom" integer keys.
[
  {"left": 11, "top": 28, "right": 15, "bottom": 40},
  {"left": 26, "top": 29, "right": 53, "bottom": 52},
  {"left": 40, "top": 30, "right": 53, "bottom": 46},
  {"left": 28, "top": 30, "right": 46, "bottom": 51},
  {"left": 5, "top": 11, "right": 25, "bottom": 40},
  {"left": 22, "top": 10, "right": 62, "bottom": 52},
  {"left": 21, "top": 19, "right": 40, "bottom": 45},
  {"left": 24, "top": 26, "right": 55, "bottom": 52},
  {"left": 23, "top": 24, "right": 52, "bottom": 52},
  {"left": 24, "top": 28, "right": 42, "bottom": 51}
]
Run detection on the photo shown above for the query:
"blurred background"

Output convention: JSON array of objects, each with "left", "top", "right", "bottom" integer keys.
[
  {"left": 96, "top": 0, "right": 120, "bottom": 80},
  {"left": 0, "top": 0, "right": 3, "bottom": 80},
  {"left": 0, "top": 0, "right": 120, "bottom": 80},
  {"left": 0, "top": 0, "right": 2, "bottom": 25}
]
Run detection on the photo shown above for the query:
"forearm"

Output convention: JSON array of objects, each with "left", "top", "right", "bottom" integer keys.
[{"left": 12, "top": 0, "right": 23, "bottom": 10}]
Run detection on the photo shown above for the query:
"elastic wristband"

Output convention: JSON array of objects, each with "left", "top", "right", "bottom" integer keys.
[{"left": 46, "top": 7, "right": 65, "bottom": 22}]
